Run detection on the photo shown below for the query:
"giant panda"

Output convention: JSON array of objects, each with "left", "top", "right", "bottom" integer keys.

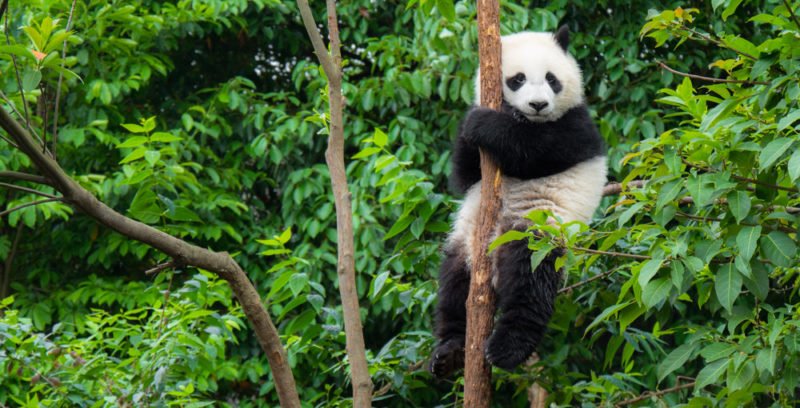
[{"left": 430, "top": 25, "right": 607, "bottom": 378}]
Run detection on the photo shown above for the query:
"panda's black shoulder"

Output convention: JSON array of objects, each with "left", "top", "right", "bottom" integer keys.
[{"left": 550, "top": 104, "right": 606, "bottom": 159}]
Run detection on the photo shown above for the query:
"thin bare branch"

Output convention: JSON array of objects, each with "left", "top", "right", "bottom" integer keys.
[
  {"left": 0, "top": 181, "right": 59, "bottom": 199},
  {"left": 679, "top": 23, "right": 757, "bottom": 60},
  {"left": 296, "top": 0, "right": 336, "bottom": 79},
  {"left": 657, "top": 61, "right": 769, "bottom": 85},
  {"left": 684, "top": 159, "right": 799, "bottom": 193},
  {"left": 558, "top": 266, "right": 622, "bottom": 294},
  {"left": 52, "top": 0, "right": 78, "bottom": 160},
  {"left": 4, "top": 9, "right": 31, "bottom": 130},
  {"left": 616, "top": 381, "right": 696, "bottom": 407},
  {"left": 0, "top": 171, "right": 51, "bottom": 185},
  {"left": 571, "top": 246, "right": 652, "bottom": 261},
  {"left": 297, "top": 0, "right": 373, "bottom": 405},
  {"left": 0, "top": 197, "right": 61, "bottom": 218},
  {"left": 144, "top": 259, "right": 177, "bottom": 276}
]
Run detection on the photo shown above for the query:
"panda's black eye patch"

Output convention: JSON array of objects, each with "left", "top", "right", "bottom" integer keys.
[
  {"left": 506, "top": 73, "right": 526, "bottom": 91},
  {"left": 546, "top": 72, "right": 563, "bottom": 94}
]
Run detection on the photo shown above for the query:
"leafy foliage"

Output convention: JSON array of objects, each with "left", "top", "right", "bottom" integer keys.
[{"left": 0, "top": 0, "right": 799, "bottom": 406}]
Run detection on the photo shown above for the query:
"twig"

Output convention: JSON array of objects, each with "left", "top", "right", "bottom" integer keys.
[
  {"left": 0, "top": 0, "right": 8, "bottom": 24},
  {"left": 0, "top": 171, "right": 51, "bottom": 185},
  {"left": 602, "top": 180, "right": 646, "bottom": 196},
  {"left": 558, "top": 266, "right": 622, "bottom": 294},
  {"left": 0, "top": 90, "right": 43, "bottom": 145},
  {"left": 0, "top": 197, "right": 61, "bottom": 218},
  {"left": 144, "top": 259, "right": 176, "bottom": 276},
  {"left": 156, "top": 273, "right": 173, "bottom": 338},
  {"left": 571, "top": 246, "right": 652, "bottom": 261},
  {"left": 0, "top": 181, "right": 59, "bottom": 199},
  {"left": 616, "top": 381, "right": 696, "bottom": 407},
  {"left": 679, "top": 23, "right": 757, "bottom": 60},
  {"left": 657, "top": 61, "right": 769, "bottom": 85},
  {"left": 783, "top": 0, "right": 800, "bottom": 29},
  {"left": 0, "top": 131, "right": 17, "bottom": 148},
  {"left": 52, "top": 0, "right": 78, "bottom": 160},
  {"left": 4, "top": 8, "right": 31, "bottom": 131},
  {"left": 684, "top": 158, "right": 799, "bottom": 193}
]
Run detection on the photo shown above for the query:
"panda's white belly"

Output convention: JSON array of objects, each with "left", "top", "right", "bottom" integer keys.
[{"left": 447, "top": 155, "right": 607, "bottom": 264}]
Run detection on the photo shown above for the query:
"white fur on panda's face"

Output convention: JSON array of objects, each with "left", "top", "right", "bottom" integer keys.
[{"left": 475, "top": 31, "right": 584, "bottom": 123}]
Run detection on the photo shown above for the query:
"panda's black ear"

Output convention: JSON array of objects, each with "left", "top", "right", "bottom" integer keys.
[{"left": 554, "top": 24, "right": 570, "bottom": 52}]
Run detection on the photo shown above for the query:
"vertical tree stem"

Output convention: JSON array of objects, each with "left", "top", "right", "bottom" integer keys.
[
  {"left": 464, "top": 0, "right": 503, "bottom": 406},
  {"left": 296, "top": 0, "right": 373, "bottom": 405}
]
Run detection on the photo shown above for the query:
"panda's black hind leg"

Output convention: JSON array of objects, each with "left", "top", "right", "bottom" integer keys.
[
  {"left": 485, "top": 227, "right": 562, "bottom": 371},
  {"left": 430, "top": 245, "right": 470, "bottom": 379}
]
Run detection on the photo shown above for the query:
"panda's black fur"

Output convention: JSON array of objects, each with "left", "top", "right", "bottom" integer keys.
[{"left": 430, "top": 25, "right": 607, "bottom": 378}]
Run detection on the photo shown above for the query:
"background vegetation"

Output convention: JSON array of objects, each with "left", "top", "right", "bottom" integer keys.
[{"left": 1, "top": 0, "right": 799, "bottom": 406}]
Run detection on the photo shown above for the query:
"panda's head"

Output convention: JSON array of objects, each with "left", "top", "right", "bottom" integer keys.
[{"left": 475, "top": 25, "right": 584, "bottom": 123}]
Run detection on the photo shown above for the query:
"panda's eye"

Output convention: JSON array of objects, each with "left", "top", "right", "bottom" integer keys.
[
  {"left": 512, "top": 73, "right": 526, "bottom": 84},
  {"left": 545, "top": 72, "right": 557, "bottom": 83}
]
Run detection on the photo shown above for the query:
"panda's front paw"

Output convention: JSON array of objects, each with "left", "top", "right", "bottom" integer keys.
[
  {"left": 429, "top": 339, "right": 465, "bottom": 379},
  {"left": 484, "top": 331, "right": 535, "bottom": 371}
]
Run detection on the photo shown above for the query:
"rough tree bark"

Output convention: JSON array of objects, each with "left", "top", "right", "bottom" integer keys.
[
  {"left": 296, "top": 0, "right": 374, "bottom": 406},
  {"left": 0, "top": 107, "right": 302, "bottom": 407},
  {"left": 464, "top": 0, "right": 502, "bottom": 406}
]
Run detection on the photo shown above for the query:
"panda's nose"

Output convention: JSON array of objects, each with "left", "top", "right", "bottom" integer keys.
[{"left": 529, "top": 101, "right": 549, "bottom": 112}]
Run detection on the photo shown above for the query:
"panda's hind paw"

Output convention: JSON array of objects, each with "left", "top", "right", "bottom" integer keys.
[
  {"left": 484, "top": 332, "right": 534, "bottom": 371},
  {"left": 429, "top": 339, "right": 465, "bottom": 379}
]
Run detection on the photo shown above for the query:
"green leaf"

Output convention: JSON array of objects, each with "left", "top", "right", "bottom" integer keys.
[
  {"left": 373, "top": 128, "right": 388, "bottom": 148},
  {"left": 278, "top": 227, "right": 292, "bottom": 244},
  {"left": 788, "top": 150, "right": 800, "bottom": 182},
  {"left": 778, "top": 110, "right": 800, "bottom": 131},
  {"left": 715, "top": 262, "right": 742, "bottom": 313},
  {"left": 758, "top": 138, "right": 793, "bottom": 171},
  {"left": 436, "top": 0, "right": 456, "bottom": 21},
  {"left": 150, "top": 132, "right": 182, "bottom": 143},
  {"left": 353, "top": 147, "right": 381, "bottom": 159},
  {"left": 721, "top": 0, "right": 744, "bottom": 20},
  {"left": 384, "top": 215, "right": 414, "bottom": 240},
  {"left": 727, "top": 191, "right": 751, "bottom": 223},
  {"left": 695, "top": 358, "right": 728, "bottom": 390},
  {"left": 121, "top": 123, "right": 148, "bottom": 134},
  {"left": 128, "top": 188, "right": 161, "bottom": 224},
  {"left": 585, "top": 301, "right": 632, "bottom": 333},
  {"left": 642, "top": 278, "right": 671, "bottom": 308},
  {"left": 760, "top": 231, "right": 797, "bottom": 267},
  {"left": 700, "top": 342, "right": 736, "bottom": 362},
  {"left": 119, "top": 147, "right": 146, "bottom": 164},
  {"left": 656, "top": 179, "right": 682, "bottom": 210},
  {"left": 529, "top": 244, "right": 555, "bottom": 272},
  {"left": 144, "top": 150, "right": 161, "bottom": 166},
  {"left": 736, "top": 226, "right": 761, "bottom": 262},
  {"left": 727, "top": 360, "right": 755, "bottom": 391},
  {"left": 658, "top": 343, "right": 696, "bottom": 382},
  {"left": 488, "top": 230, "right": 528, "bottom": 252},
  {"left": 117, "top": 136, "right": 148, "bottom": 149},
  {"left": 637, "top": 257, "right": 664, "bottom": 288}
]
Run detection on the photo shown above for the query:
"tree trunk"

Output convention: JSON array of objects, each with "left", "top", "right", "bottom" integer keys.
[{"left": 464, "top": 0, "right": 503, "bottom": 406}]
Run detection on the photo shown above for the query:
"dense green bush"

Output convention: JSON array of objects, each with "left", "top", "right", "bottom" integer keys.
[{"left": 1, "top": 0, "right": 798, "bottom": 406}]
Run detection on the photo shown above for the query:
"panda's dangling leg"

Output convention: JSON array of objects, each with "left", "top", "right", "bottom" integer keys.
[
  {"left": 430, "top": 244, "right": 470, "bottom": 379},
  {"left": 484, "top": 222, "right": 562, "bottom": 370}
]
